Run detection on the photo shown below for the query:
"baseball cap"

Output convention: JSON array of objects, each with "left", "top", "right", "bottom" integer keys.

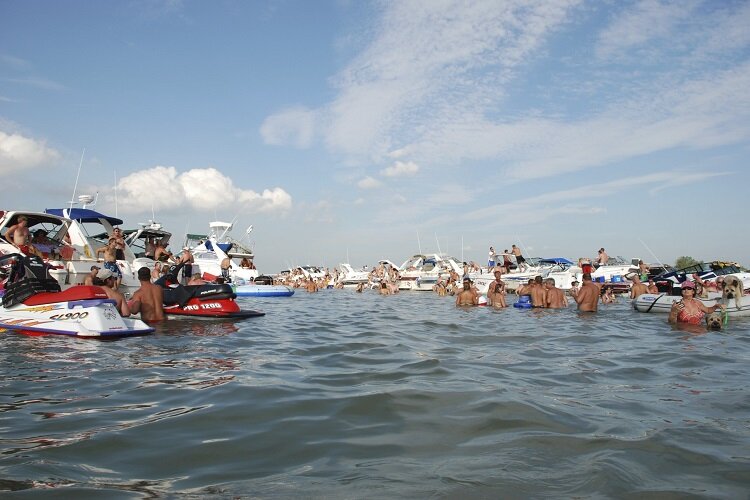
[
  {"left": 681, "top": 280, "right": 696, "bottom": 289},
  {"left": 97, "top": 268, "right": 115, "bottom": 280}
]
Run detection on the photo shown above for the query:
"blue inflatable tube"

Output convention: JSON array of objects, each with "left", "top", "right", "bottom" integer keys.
[{"left": 513, "top": 295, "right": 532, "bottom": 309}]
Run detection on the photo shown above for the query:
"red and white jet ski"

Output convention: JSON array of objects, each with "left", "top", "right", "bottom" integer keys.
[
  {"left": 155, "top": 263, "right": 265, "bottom": 319},
  {"left": 0, "top": 253, "right": 153, "bottom": 338}
]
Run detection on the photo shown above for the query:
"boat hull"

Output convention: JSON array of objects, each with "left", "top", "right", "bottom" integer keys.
[
  {"left": 234, "top": 285, "right": 294, "bottom": 297},
  {"left": 633, "top": 293, "right": 750, "bottom": 317}
]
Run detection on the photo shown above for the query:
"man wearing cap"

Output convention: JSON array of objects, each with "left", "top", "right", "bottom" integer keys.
[
  {"left": 84, "top": 265, "right": 100, "bottom": 286},
  {"left": 95, "top": 268, "right": 130, "bottom": 317},
  {"left": 668, "top": 280, "right": 723, "bottom": 325},
  {"left": 574, "top": 273, "right": 599, "bottom": 312},
  {"left": 456, "top": 277, "right": 479, "bottom": 306}
]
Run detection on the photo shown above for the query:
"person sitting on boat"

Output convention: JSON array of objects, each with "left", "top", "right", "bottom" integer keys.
[
  {"left": 646, "top": 278, "right": 659, "bottom": 294},
  {"left": 154, "top": 241, "right": 175, "bottom": 263},
  {"left": 187, "top": 274, "right": 207, "bottom": 286},
  {"left": 594, "top": 248, "right": 609, "bottom": 268},
  {"left": 95, "top": 268, "right": 130, "bottom": 317},
  {"left": 240, "top": 257, "right": 252, "bottom": 269},
  {"left": 108, "top": 227, "right": 126, "bottom": 260},
  {"left": 144, "top": 237, "right": 157, "bottom": 259},
  {"left": 638, "top": 260, "right": 649, "bottom": 281},
  {"left": 84, "top": 265, "right": 100, "bottom": 286},
  {"left": 96, "top": 239, "right": 122, "bottom": 289},
  {"left": 668, "top": 280, "right": 723, "bottom": 326},
  {"left": 128, "top": 267, "right": 165, "bottom": 323}
]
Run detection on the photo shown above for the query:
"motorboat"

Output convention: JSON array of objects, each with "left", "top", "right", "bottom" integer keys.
[
  {"left": 184, "top": 221, "right": 259, "bottom": 284},
  {"left": 472, "top": 257, "right": 581, "bottom": 293},
  {"left": 234, "top": 275, "right": 295, "bottom": 297},
  {"left": 651, "top": 261, "right": 750, "bottom": 295},
  {"left": 154, "top": 263, "right": 266, "bottom": 318},
  {"left": 335, "top": 263, "right": 371, "bottom": 288},
  {"left": 590, "top": 256, "right": 638, "bottom": 283},
  {"left": 44, "top": 207, "right": 142, "bottom": 294},
  {"left": 0, "top": 253, "right": 153, "bottom": 338},
  {"left": 0, "top": 210, "right": 72, "bottom": 261},
  {"left": 397, "top": 253, "right": 463, "bottom": 291},
  {"left": 633, "top": 291, "right": 750, "bottom": 317}
]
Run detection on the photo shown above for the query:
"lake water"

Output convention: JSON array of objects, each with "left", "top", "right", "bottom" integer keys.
[{"left": 1, "top": 290, "right": 749, "bottom": 498}]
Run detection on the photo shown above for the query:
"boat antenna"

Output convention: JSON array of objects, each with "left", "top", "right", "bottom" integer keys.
[
  {"left": 417, "top": 231, "right": 422, "bottom": 255},
  {"left": 461, "top": 235, "right": 464, "bottom": 263},
  {"left": 516, "top": 235, "right": 530, "bottom": 259},
  {"left": 114, "top": 170, "right": 118, "bottom": 217},
  {"left": 435, "top": 233, "right": 442, "bottom": 255},
  {"left": 638, "top": 238, "right": 666, "bottom": 269},
  {"left": 68, "top": 148, "right": 86, "bottom": 208}
]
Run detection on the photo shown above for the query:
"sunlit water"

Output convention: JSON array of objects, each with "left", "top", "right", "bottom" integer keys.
[{"left": 1, "top": 290, "right": 749, "bottom": 498}]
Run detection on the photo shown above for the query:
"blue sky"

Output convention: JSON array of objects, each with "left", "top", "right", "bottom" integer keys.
[{"left": 2, "top": 0, "right": 749, "bottom": 272}]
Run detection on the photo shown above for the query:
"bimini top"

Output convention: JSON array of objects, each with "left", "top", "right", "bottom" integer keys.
[
  {"left": 45, "top": 208, "right": 123, "bottom": 226},
  {"left": 539, "top": 258, "right": 575, "bottom": 265}
]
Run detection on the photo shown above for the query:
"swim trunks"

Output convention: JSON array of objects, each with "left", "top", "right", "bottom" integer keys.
[
  {"left": 103, "top": 260, "right": 122, "bottom": 279},
  {"left": 516, "top": 255, "right": 526, "bottom": 264}
]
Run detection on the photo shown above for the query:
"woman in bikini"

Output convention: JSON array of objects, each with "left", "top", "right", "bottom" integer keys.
[{"left": 668, "top": 280, "right": 723, "bottom": 325}]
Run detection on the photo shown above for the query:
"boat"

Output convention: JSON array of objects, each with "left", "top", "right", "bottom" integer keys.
[
  {"left": 155, "top": 263, "right": 266, "bottom": 318},
  {"left": 0, "top": 253, "right": 154, "bottom": 338},
  {"left": 184, "top": 221, "right": 260, "bottom": 284},
  {"left": 651, "top": 261, "right": 750, "bottom": 294},
  {"left": 471, "top": 258, "right": 581, "bottom": 293},
  {"left": 44, "top": 207, "right": 143, "bottom": 294},
  {"left": 590, "top": 256, "right": 638, "bottom": 283},
  {"left": 234, "top": 275, "right": 294, "bottom": 297},
  {"left": 335, "top": 263, "right": 371, "bottom": 288},
  {"left": 397, "top": 253, "right": 463, "bottom": 291},
  {"left": 633, "top": 292, "right": 750, "bottom": 317}
]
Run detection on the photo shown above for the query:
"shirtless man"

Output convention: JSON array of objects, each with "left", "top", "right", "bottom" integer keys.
[
  {"left": 575, "top": 273, "right": 599, "bottom": 312},
  {"left": 646, "top": 279, "right": 659, "bottom": 294},
  {"left": 511, "top": 244, "right": 527, "bottom": 272},
  {"left": 529, "top": 275, "right": 546, "bottom": 308},
  {"left": 379, "top": 281, "right": 391, "bottom": 295},
  {"left": 83, "top": 265, "right": 100, "bottom": 286},
  {"left": 595, "top": 248, "right": 609, "bottom": 267},
  {"left": 108, "top": 228, "right": 126, "bottom": 260},
  {"left": 128, "top": 267, "right": 165, "bottom": 322},
  {"left": 516, "top": 278, "right": 533, "bottom": 296},
  {"left": 544, "top": 278, "right": 567, "bottom": 308},
  {"left": 455, "top": 278, "right": 479, "bottom": 306},
  {"left": 96, "top": 268, "right": 130, "bottom": 317},
  {"left": 486, "top": 270, "right": 507, "bottom": 308},
  {"left": 306, "top": 278, "right": 318, "bottom": 293},
  {"left": 96, "top": 239, "right": 122, "bottom": 289},
  {"left": 5, "top": 215, "right": 32, "bottom": 254},
  {"left": 630, "top": 276, "right": 649, "bottom": 299},
  {"left": 177, "top": 247, "right": 194, "bottom": 284}
]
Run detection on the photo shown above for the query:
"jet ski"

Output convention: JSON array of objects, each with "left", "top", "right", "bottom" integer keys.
[
  {"left": 0, "top": 253, "right": 154, "bottom": 338},
  {"left": 154, "top": 262, "right": 265, "bottom": 319}
]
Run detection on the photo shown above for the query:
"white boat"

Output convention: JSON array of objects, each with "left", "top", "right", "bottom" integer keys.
[
  {"left": 0, "top": 253, "right": 153, "bottom": 338},
  {"left": 633, "top": 292, "right": 750, "bottom": 317},
  {"left": 473, "top": 258, "right": 582, "bottom": 293},
  {"left": 184, "top": 221, "right": 259, "bottom": 284},
  {"left": 650, "top": 261, "right": 750, "bottom": 295},
  {"left": 591, "top": 256, "right": 638, "bottom": 283},
  {"left": 44, "top": 207, "right": 144, "bottom": 294},
  {"left": 397, "top": 253, "right": 463, "bottom": 291},
  {"left": 335, "top": 263, "right": 371, "bottom": 288},
  {"left": 233, "top": 275, "right": 294, "bottom": 297}
]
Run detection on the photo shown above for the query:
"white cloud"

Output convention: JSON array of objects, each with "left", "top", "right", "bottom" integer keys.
[
  {"left": 357, "top": 176, "right": 382, "bottom": 189},
  {"left": 0, "top": 131, "right": 61, "bottom": 175},
  {"left": 114, "top": 166, "right": 292, "bottom": 214},
  {"left": 260, "top": 106, "right": 316, "bottom": 148},
  {"left": 381, "top": 160, "right": 419, "bottom": 177}
]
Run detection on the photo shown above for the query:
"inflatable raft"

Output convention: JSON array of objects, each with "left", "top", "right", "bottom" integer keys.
[
  {"left": 234, "top": 284, "right": 295, "bottom": 297},
  {"left": 633, "top": 293, "right": 750, "bottom": 317}
]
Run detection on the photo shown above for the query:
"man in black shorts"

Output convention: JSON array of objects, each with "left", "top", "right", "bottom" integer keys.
[{"left": 511, "top": 244, "right": 527, "bottom": 272}]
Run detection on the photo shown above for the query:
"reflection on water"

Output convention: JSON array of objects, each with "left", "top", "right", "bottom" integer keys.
[{"left": 1, "top": 291, "right": 749, "bottom": 497}]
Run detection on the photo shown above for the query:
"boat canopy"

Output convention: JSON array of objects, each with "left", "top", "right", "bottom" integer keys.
[
  {"left": 45, "top": 208, "right": 123, "bottom": 226},
  {"left": 539, "top": 258, "right": 575, "bottom": 265}
]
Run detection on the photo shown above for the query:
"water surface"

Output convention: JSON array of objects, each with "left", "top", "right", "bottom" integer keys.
[{"left": 1, "top": 291, "right": 749, "bottom": 498}]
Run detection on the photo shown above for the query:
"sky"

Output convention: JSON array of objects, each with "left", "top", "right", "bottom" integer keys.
[{"left": 1, "top": 0, "right": 749, "bottom": 272}]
